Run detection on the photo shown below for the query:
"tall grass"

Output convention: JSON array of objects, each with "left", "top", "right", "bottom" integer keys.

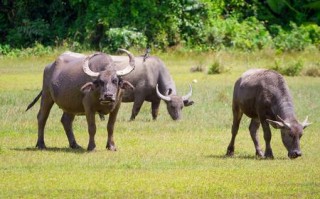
[{"left": 0, "top": 50, "right": 320, "bottom": 198}]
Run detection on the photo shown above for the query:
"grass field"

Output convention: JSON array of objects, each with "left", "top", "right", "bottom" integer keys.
[{"left": 1, "top": 50, "right": 320, "bottom": 198}]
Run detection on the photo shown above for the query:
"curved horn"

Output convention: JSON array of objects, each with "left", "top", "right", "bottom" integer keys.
[
  {"left": 82, "top": 54, "right": 100, "bottom": 77},
  {"left": 301, "top": 116, "right": 311, "bottom": 129},
  {"left": 182, "top": 84, "right": 193, "bottom": 101},
  {"left": 156, "top": 84, "right": 171, "bottom": 102},
  {"left": 116, "top": 48, "right": 135, "bottom": 76},
  {"left": 276, "top": 115, "right": 291, "bottom": 129}
]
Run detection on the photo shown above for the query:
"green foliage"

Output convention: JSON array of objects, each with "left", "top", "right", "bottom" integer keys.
[
  {"left": 0, "top": 44, "right": 11, "bottom": 55},
  {"left": 272, "top": 23, "right": 315, "bottom": 52},
  {"left": 102, "top": 27, "right": 147, "bottom": 53},
  {"left": 258, "top": 0, "right": 320, "bottom": 26},
  {"left": 7, "top": 19, "right": 50, "bottom": 47},
  {"left": 266, "top": 0, "right": 286, "bottom": 14},
  {"left": 206, "top": 17, "right": 272, "bottom": 51},
  {"left": 0, "top": 0, "right": 74, "bottom": 48},
  {"left": 0, "top": 0, "right": 320, "bottom": 52},
  {"left": 302, "top": 24, "right": 320, "bottom": 49},
  {"left": 208, "top": 61, "right": 226, "bottom": 74},
  {"left": 270, "top": 59, "right": 304, "bottom": 76},
  {"left": 284, "top": 61, "right": 304, "bottom": 76},
  {"left": 0, "top": 43, "right": 53, "bottom": 57}
]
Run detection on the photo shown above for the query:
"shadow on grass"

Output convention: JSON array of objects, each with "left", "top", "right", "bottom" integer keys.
[
  {"left": 206, "top": 154, "right": 257, "bottom": 160},
  {"left": 206, "top": 154, "right": 287, "bottom": 160},
  {"left": 12, "top": 146, "right": 87, "bottom": 154}
]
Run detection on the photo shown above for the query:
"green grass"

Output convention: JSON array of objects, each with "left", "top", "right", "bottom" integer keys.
[{"left": 1, "top": 50, "right": 320, "bottom": 198}]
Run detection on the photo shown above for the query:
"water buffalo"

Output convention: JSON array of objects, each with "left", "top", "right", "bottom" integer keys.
[
  {"left": 226, "top": 69, "right": 310, "bottom": 159},
  {"left": 111, "top": 55, "right": 194, "bottom": 120},
  {"left": 26, "top": 49, "right": 135, "bottom": 151}
]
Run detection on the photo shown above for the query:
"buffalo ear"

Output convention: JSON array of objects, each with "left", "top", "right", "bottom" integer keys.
[
  {"left": 183, "top": 99, "right": 194, "bottom": 107},
  {"left": 80, "top": 82, "right": 96, "bottom": 93},
  {"left": 119, "top": 80, "right": 134, "bottom": 90},
  {"left": 266, "top": 119, "right": 286, "bottom": 129}
]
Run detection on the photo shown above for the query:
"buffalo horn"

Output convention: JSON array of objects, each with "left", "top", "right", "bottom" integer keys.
[
  {"left": 82, "top": 53, "right": 100, "bottom": 77},
  {"left": 276, "top": 115, "right": 291, "bottom": 129},
  {"left": 156, "top": 84, "right": 171, "bottom": 102},
  {"left": 116, "top": 48, "right": 135, "bottom": 76},
  {"left": 181, "top": 84, "right": 193, "bottom": 101},
  {"left": 301, "top": 116, "right": 311, "bottom": 129}
]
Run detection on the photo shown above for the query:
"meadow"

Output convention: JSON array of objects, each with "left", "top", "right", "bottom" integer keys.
[{"left": 0, "top": 50, "right": 320, "bottom": 198}]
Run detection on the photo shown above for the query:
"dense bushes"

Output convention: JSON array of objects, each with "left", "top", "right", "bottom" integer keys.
[
  {"left": 270, "top": 60, "right": 304, "bottom": 76},
  {"left": 0, "top": 0, "right": 320, "bottom": 53},
  {"left": 102, "top": 27, "right": 147, "bottom": 52},
  {"left": 272, "top": 23, "right": 320, "bottom": 52},
  {"left": 205, "top": 17, "right": 273, "bottom": 51},
  {"left": 0, "top": 42, "right": 54, "bottom": 57}
]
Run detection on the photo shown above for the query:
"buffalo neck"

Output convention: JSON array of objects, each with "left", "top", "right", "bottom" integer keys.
[
  {"left": 158, "top": 66, "right": 177, "bottom": 95},
  {"left": 272, "top": 90, "right": 297, "bottom": 122}
]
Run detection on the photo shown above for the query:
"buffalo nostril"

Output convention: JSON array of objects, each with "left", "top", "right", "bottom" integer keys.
[
  {"left": 288, "top": 151, "right": 302, "bottom": 159},
  {"left": 104, "top": 94, "right": 113, "bottom": 98}
]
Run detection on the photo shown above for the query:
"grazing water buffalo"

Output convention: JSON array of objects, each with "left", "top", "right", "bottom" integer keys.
[
  {"left": 26, "top": 49, "right": 135, "bottom": 151},
  {"left": 111, "top": 55, "right": 194, "bottom": 120},
  {"left": 226, "top": 69, "right": 310, "bottom": 159}
]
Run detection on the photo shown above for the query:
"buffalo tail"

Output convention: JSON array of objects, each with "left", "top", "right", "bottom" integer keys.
[{"left": 26, "top": 91, "right": 42, "bottom": 111}]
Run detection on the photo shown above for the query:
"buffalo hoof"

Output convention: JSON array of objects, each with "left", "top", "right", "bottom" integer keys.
[
  {"left": 87, "top": 143, "right": 96, "bottom": 151},
  {"left": 256, "top": 150, "right": 264, "bottom": 158},
  {"left": 264, "top": 150, "right": 274, "bottom": 159},
  {"left": 70, "top": 142, "right": 82, "bottom": 149},
  {"left": 226, "top": 150, "right": 234, "bottom": 157},
  {"left": 106, "top": 144, "right": 117, "bottom": 151},
  {"left": 226, "top": 146, "right": 234, "bottom": 157},
  {"left": 36, "top": 141, "right": 46, "bottom": 150},
  {"left": 288, "top": 150, "right": 302, "bottom": 159}
]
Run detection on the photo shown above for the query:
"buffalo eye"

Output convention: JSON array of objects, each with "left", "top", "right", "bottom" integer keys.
[
  {"left": 112, "top": 78, "right": 118, "bottom": 84},
  {"left": 118, "top": 78, "right": 124, "bottom": 86},
  {"left": 94, "top": 80, "right": 104, "bottom": 87}
]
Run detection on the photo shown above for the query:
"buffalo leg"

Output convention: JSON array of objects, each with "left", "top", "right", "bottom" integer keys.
[
  {"left": 36, "top": 93, "right": 54, "bottom": 149},
  {"left": 61, "top": 112, "right": 81, "bottom": 149},
  {"left": 151, "top": 99, "right": 161, "bottom": 120},
  {"left": 226, "top": 104, "right": 243, "bottom": 156},
  {"left": 130, "top": 95, "right": 145, "bottom": 120},
  {"left": 106, "top": 102, "right": 121, "bottom": 151},
  {"left": 249, "top": 119, "right": 264, "bottom": 157},
  {"left": 260, "top": 120, "right": 274, "bottom": 159},
  {"left": 85, "top": 111, "right": 96, "bottom": 151}
]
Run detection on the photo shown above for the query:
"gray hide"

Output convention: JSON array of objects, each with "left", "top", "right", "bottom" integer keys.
[
  {"left": 226, "top": 69, "right": 310, "bottom": 159},
  {"left": 111, "top": 55, "right": 194, "bottom": 120},
  {"left": 26, "top": 49, "right": 135, "bottom": 151}
]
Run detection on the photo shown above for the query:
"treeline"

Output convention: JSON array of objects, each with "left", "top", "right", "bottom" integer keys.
[{"left": 1, "top": 0, "right": 320, "bottom": 53}]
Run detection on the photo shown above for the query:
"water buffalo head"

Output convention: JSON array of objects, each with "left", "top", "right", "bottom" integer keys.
[
  {"left": 267, "top": 115, "right": 311, "bottom": 159},
  {"left": 81, "top": 49, "right": 135, "bottom": 104},
  {"left": 156, "top": 84, "right": 194, "bottom": 120}
]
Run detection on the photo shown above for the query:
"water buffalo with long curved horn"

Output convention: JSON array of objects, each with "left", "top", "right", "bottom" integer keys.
[
  {"left": 111, "top": 55, "right": 194, "bottom": 120},
  {"left": 226, "top": 69, "right": 311, "bottom": 159},
  {"left": 26, "top": 49, "right": 135, "bottom": 151}
]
